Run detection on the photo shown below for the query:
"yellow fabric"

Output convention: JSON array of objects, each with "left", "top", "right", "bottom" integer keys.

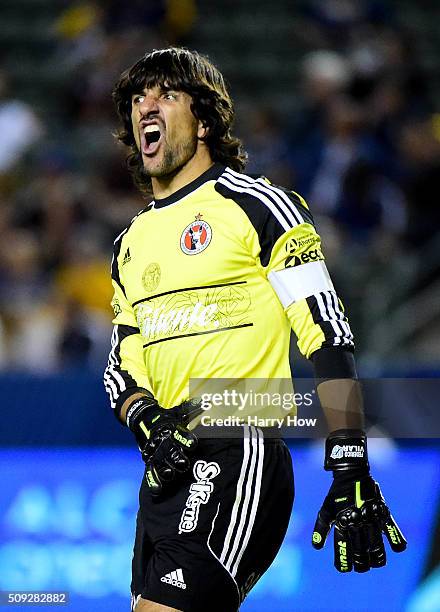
[
  {"left": 111, "top": 179, "right": 290, "bottom": 408},
  {"left": 111, "top": 278, "right": 153, "bottom": 394},
  {"left": 266, "top": 222, "right": 330, "bottom": 358},
  {"left": 108, "top": 171, "right": 352, "bottom": 409}
]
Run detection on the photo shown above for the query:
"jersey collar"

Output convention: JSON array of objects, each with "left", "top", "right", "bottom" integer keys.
[{"left": 152, "top": 162, "right": 225, "bottom": 209}]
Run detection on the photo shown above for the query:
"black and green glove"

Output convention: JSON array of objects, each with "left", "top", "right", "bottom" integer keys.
[
  {"left": 126, "top": 394, "right": 198, "bottom": 496},
  {"left": 312, "top": 429, "right": 406, "bottom": 572}
]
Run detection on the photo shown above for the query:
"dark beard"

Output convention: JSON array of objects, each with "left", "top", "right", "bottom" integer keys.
[{"left": 145, "top": 133, "right": 199, "bottom": 179}]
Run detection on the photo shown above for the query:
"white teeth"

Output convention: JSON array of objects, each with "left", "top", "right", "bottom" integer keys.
[{"left": 143, "top": 125, "right": 160, "bottom": 134}]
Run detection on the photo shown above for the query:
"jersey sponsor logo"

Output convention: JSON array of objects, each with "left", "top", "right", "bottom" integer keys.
[
  {"left": 137, "top": 301, "right": 219, "bottom": 340},
  {"left": 284, "top": 233, "right": 324, "bottom": 268},
  {"left": 134, "top": 285, "right": 252, "bottom": 343},
  {"left": 285, "top": 236, "right": 319, "bottom": 252},
  {"left": 285, "top": 244, "right": 324, "bottom": 268},
  {"left": 142, "top": 262, "right": 161, "bottom": 293},
  {"left": 285, "top": 248, "right": 324, "bottom": 267},
  {"left": 160, "top": 568, "right": 187, "bottom": 590},
  {"left": 330, "top": 444, "right": 364, "bottom": 459},
  {"left": 178, "top": 460, "right": 220, "bottom": 534},
  {"left": 180, "top": 213, "right": 212, "bottom": 255}
]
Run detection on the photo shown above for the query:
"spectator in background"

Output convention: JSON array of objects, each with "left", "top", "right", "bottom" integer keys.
[
  {"left": 242, "top": 106, "right": 294, "bottom": 186},
  {"left": 292, "top": 86, "right": 405, "bottom": 244},
  {"left": 290, "top": 50, "right": 352, "bottom": 195},
  {"left": 53, "top": 2, "right": 107, "bottom": 71},
  {"left": 0, "top": 71, "right": 43, "bottom": 176},
  {"left": 300, "top": 0, "right": 393, "bottom": 48},
  {"left": 398, "top": 115, "right": 440, "bottom": 251},
  {"left": 0, "top": 229, "right": 55, "bottom": 371}
]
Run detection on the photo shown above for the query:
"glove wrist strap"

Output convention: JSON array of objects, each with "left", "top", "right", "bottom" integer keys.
[
  {"left": 125, "top": 393, "right": 159, "bottom": 431},
  {"left": 325, "top": 428, "right": 369, "bottom": 472}
]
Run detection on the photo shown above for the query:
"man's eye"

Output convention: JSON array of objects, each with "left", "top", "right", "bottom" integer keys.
[
  {"left": 133, "top": 95, "right": 145, "bottom": 104},
  {"left": 163, "top": 92, "right": 177, "bottom": 101}
]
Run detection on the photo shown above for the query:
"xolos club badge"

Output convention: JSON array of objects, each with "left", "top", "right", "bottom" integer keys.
[{"left": 180, "top": 213, "right": 212, "bottom": 255}]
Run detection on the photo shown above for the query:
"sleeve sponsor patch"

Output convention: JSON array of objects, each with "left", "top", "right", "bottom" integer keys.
[{"left": 284, "top": 232, "right": 324, "bottom": 268}]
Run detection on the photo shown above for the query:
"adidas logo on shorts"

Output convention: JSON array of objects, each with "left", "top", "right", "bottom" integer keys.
[{"left": 160, "top": 568, "right": 187, "bottom": 590}]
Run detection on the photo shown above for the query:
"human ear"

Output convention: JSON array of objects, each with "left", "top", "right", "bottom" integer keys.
[{"left": 197, "top": 120, "right": 208, "bottom": 139}]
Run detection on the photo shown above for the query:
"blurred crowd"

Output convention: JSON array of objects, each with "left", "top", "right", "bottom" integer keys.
[{"left": 0, "top": 0, "right": 439, "bottom": 372}]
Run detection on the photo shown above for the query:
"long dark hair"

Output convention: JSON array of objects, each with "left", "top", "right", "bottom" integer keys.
[{"left": 112, "top": 47, "right": 247, "bottom": 196}]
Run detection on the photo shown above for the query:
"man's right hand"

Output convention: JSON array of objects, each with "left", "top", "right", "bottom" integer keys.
[{"left": 126, "top": 395, "right": 198, "bottom": 496}]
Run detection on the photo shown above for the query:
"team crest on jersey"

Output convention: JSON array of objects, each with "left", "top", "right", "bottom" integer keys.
[
  {"left": 142, "top": 262, "right": 161, "bottom": 293},
  {"left": 180, "top": 213, "right": 212, "bottom": 255}
]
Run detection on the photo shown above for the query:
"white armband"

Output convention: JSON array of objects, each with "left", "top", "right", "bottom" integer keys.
[{"left": 268, "top": 261, "right": 334, "bottom": 308}]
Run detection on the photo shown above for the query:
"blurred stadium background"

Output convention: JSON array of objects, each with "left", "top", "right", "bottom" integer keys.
[{"left": 0, "top": 0, "right": 439, "bottom": 610}]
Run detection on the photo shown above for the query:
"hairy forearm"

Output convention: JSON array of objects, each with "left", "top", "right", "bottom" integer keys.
[{"left": 317, "top": 378, "right": 364, "bottom": 433}]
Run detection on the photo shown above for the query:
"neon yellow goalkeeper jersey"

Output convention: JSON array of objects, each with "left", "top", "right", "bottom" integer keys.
[{"left": 104, "top": 163, "right": 353, "bottom": 412}]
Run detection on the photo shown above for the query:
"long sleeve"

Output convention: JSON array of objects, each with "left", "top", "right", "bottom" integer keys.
[
  {"left": 215, "top": 170, "right": 354, "bottom": 367},
  {"left": 103, "top": 233, "right": 152, "bottom": 415},
  {"left": 263, "top": 204, "right": 354, "bottom": 359}
]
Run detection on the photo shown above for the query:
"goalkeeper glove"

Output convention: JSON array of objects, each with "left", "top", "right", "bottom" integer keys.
[
  {"left": 126, "top": 394, "right": 198, "bottom": 496},
  {"left": 312, "top": 429, "right": 406, "bottom": 572}
]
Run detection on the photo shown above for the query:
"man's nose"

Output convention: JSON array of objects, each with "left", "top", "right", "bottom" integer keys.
[{"left": 139, "top": 95, "right": 159, "bottom": 118}]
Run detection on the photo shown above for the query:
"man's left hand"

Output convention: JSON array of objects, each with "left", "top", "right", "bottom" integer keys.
[{"left": 311, "top": 429, "right": 407, "bottom": 572}]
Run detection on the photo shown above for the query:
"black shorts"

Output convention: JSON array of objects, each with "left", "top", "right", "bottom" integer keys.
[{"left": 131, "top": 425, "right": 294, "bottom": 611}]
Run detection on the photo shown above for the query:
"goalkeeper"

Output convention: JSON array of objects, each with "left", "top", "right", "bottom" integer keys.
[{"left": 104, "top": 47, "right": 406, "bottom": 612}]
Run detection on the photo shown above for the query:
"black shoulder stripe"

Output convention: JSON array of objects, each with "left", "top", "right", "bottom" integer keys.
[
  {"left": 276, "top": 186, "right": 315, "bottom": 226},
  {"left": 216, "top": 168, "right": 316, "bottom": 267},
  {"left": 215, "top": 179, "right": 285, "bottom": 267},
  {"left": 221, "top": 169, "right": 305, "bottom": 227},
  {"left": 111, "top": 230, "right": 127, "bottom": 297},
  {"left": 110, "top": 206, "right": 151, "bottom": 298}
]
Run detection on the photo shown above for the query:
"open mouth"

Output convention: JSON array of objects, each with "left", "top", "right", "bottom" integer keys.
[{"left": 141, "top": 124, "right": 162, "bottom": 156}]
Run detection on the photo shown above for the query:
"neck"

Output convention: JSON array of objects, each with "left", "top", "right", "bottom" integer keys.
[{"left": 151, "top": 148, "right": 214, "bottom": 200}]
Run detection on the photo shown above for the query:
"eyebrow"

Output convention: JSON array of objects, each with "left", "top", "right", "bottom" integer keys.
[
  {"left": 159, "top": 86, "right": 179, "bottom": 94},
  {"left": 131, "top": 86, "right": 179, "bottom": 98}
]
